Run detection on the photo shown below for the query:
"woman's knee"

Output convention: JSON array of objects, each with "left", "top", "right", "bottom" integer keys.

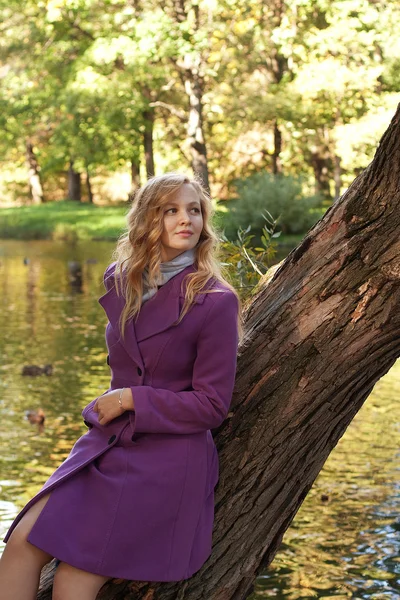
[
  {"left": 9, "top": 493, "right": 51, "bottom": 543},
  {"left": 53, "top": 562, "right": 111, "bottom": 599},
  {"left": 4, "top": 493, "right": 53, "bottom": 566}
]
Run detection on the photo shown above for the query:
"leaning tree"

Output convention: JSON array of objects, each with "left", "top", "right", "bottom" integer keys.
[{"left": 38, "top": 104, "right": 400, "bottom": 600}]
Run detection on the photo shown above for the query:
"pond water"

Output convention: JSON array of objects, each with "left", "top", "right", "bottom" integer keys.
[{"left": 0, "top": 239, "right": 398, "bottom": 598}]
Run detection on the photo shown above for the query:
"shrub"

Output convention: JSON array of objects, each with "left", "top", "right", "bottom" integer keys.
[{"left": 220, "top": 172, "right": 325, "bottom": 241}]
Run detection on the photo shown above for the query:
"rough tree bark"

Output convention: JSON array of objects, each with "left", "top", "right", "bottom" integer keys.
[{"left": 37, "top": 105, "right": 400, "bottom": 599}]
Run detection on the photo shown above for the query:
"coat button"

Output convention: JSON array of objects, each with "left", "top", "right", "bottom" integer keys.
[
  {"left": 108, "top": 434, "right": 116, "bottom": 445},
  {"left": 137, "top": 367, "right": 142, "bottom": 376},
  {"left": 106, "top": 355, "right": 110, "bottom": 365},
  {"left": 83, "top": 420, "right": 92, "bottom": 429}
]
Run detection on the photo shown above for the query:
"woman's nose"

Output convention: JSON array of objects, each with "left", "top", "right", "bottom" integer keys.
[{"left": 180, "top": 212, "right": 192, "bottom": 223}]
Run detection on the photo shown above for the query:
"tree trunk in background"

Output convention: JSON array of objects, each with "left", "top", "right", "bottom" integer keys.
[
  {"left": 311, "top": 147, "right": 332, "bottom": 199},
  {"left": 128, "top": 156, "right": 141, "bottom": 202},
  {"left": 131, "top": 157, "right": 141, "bottom": 189},
  {"left": 272, "top": 120, "right": 282, "bottom": 174},
  {"left": 143, "top": 109, "right": 155, "bottom": 179},
  {"left": 67, "top": 160, "right": 81, "bottom": 202},
  {"left": 26, "top": 140, "right": 44, "bottom": 204},
  {"left": 266, "top": 1, "right": 287, "bottom": 175},
  {"left": 37, "top": 105, "right": 400, "bottom": 600},
  {"left": 184, "top": 57, "right": 210, "bottom": 193},
  {"left": 170, "top": 1, "right": 209, "bottom": 192},
  {"left": 334, "top": 154, "right": 342, "bottom": 199},
  {"left": 86, "top": 165, "right": 93, "bottom": 204}
]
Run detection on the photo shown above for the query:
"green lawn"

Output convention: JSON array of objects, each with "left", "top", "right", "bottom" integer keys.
[
  {"left": 0, "top": 200, "right": 305, "bottom": 247},
  {"left": 0, "top": 201, "right": 129, "bottom": 241}
]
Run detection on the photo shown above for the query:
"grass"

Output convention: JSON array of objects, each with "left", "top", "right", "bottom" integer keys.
[
  {"left": 0, "top": 200, "right": 305, "bottom": 246},
  {"left": 0, "top": 201, "right": 129, "bottom": 241}
]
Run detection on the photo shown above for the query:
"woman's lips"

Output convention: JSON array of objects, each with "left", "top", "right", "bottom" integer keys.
[{"left": 176, "top": 232, "right": 193, "bottom": 237}]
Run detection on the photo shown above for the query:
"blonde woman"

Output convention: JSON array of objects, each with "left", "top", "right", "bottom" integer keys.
[{"left": 0, "top": 172, "right": 242, "bottom": 600}]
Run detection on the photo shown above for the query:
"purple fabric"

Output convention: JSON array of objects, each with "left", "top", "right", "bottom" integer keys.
[{"left": 4, "top": 263, "right": 239, "bottom": 581}]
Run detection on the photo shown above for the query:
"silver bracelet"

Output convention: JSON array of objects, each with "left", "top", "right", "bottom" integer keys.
[{"left": 118, "top": 387, "right": 125, "bottom": 411}]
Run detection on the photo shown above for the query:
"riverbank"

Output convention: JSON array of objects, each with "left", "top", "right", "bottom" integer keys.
[
  {"left": 0, "top": 201, "right": 127, "bottom": 242},
  {"left": 0, "top": 200, "right": 304, "bottom": 247}
]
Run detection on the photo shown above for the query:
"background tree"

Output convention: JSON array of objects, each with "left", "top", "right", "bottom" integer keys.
[{"left": 1, "top": 0, "right": 399, "bottom": 204}]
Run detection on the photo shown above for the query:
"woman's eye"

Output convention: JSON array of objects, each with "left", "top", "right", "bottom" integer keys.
[{"left": 165, "top": 207, "right": 201, "bottom": 214}]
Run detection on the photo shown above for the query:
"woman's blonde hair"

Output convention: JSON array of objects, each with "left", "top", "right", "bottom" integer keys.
[{"left": 110, "top": 171, "right": 243, "bottom": 343}]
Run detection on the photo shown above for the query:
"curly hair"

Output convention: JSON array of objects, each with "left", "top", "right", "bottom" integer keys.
[{"left": 109, "top": 171, "right": 243, "bottom": 343}]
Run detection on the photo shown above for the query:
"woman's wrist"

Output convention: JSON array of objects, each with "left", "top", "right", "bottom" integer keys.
[{"left": 121, "top": 387, "right": 134, "bottom": 411}]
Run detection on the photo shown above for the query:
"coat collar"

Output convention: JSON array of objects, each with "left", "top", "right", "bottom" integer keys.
[{"left": 98, "top": 264, "right": 206, "bottom": 368}]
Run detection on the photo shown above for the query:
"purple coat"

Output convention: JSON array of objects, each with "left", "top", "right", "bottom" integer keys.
[{"left": 4, "top": 263, "right": 239, "bottom": 582}]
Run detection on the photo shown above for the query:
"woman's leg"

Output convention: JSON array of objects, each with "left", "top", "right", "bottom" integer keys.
[
  {"left": 52, "top": 562, "right": 111, "bottom": 600},
  {"left": 0, "top": 493, "right": 54, "bottom": 600}
]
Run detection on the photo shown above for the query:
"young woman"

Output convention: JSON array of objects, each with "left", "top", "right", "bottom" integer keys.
[{"left": 0, "top": 172, "right": 242, "bottom": 600}]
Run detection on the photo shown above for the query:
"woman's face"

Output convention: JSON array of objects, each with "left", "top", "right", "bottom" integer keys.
[{"left": 160, "top": 183, "right": 203, "bottom": 262}]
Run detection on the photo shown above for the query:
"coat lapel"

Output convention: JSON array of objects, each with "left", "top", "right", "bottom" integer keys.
[
  {"left": 98, "top": 264, "right": 206, "bottom": 367},
  {"left": 134, "top": 263, "right": 206, "bottom": 342},
  {"left": 98, "top": 280, "right": 144, "bottom": 368}
]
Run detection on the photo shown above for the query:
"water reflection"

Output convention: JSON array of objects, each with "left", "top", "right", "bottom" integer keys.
[
  {"left": 0, "top": 240, "right": 113, "bottom": 545},
  {"left": 0, "top": 240, "right": 399, "bottom": 599}
]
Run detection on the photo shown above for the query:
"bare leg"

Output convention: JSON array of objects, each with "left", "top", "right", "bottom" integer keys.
[
  {"left": 52, "top": 562, "right": 111, "bottom": 600},
  {"left": 0, "top": 493, "right": 54, "bottom": 600}
]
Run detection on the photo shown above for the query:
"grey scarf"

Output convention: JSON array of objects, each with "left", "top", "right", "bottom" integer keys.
[{"left": 141, "top": 247, "right": 196, "bottom": 305}]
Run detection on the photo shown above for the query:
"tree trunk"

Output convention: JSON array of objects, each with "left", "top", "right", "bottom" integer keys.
[
  {"left": 272, "top": 119, "right": 282, "bottom": 175},
  {"left": 26, "top": 140, "right": 44, "bottom": 204},
  {"left": 184, "top": 56, "right": 210, "bottom": 194},
  {"left": 264, "top": 1, "right": 287, "bottom": 175},
  {"left": 311, "top": 146, "right": 332, "bottom": 199},
  {"left": 128, "top": 156, "right": 141, "bottom": 202},
  {"left": 86, "top": 165, "right": 93, "bottom": 204},
  {"left": 167, "top": 2, "right": 210, "bottom": 193},
  {"left": 67, "top": 160, "right": 81, "bottom": 202},
  {"left": 37, "top": 107, "right": 400, "bottom": 599},
  {"left": 334, "top": 154, "right": 341, "bottom": 199},
  {"left": 143, "top": 109, "right": 155, "bottom": 179},
  {"left": 131, "top": 157, "right": 141, "bottom": 189}
]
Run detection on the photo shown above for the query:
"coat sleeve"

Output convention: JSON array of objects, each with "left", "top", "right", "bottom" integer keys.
[{"left": 129, "top": 290, "right": 240, "bottom": 435}]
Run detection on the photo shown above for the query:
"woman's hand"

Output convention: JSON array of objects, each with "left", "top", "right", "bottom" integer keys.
[{"left": 93, "top": 388, "right": 134, "bottom": 426}]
